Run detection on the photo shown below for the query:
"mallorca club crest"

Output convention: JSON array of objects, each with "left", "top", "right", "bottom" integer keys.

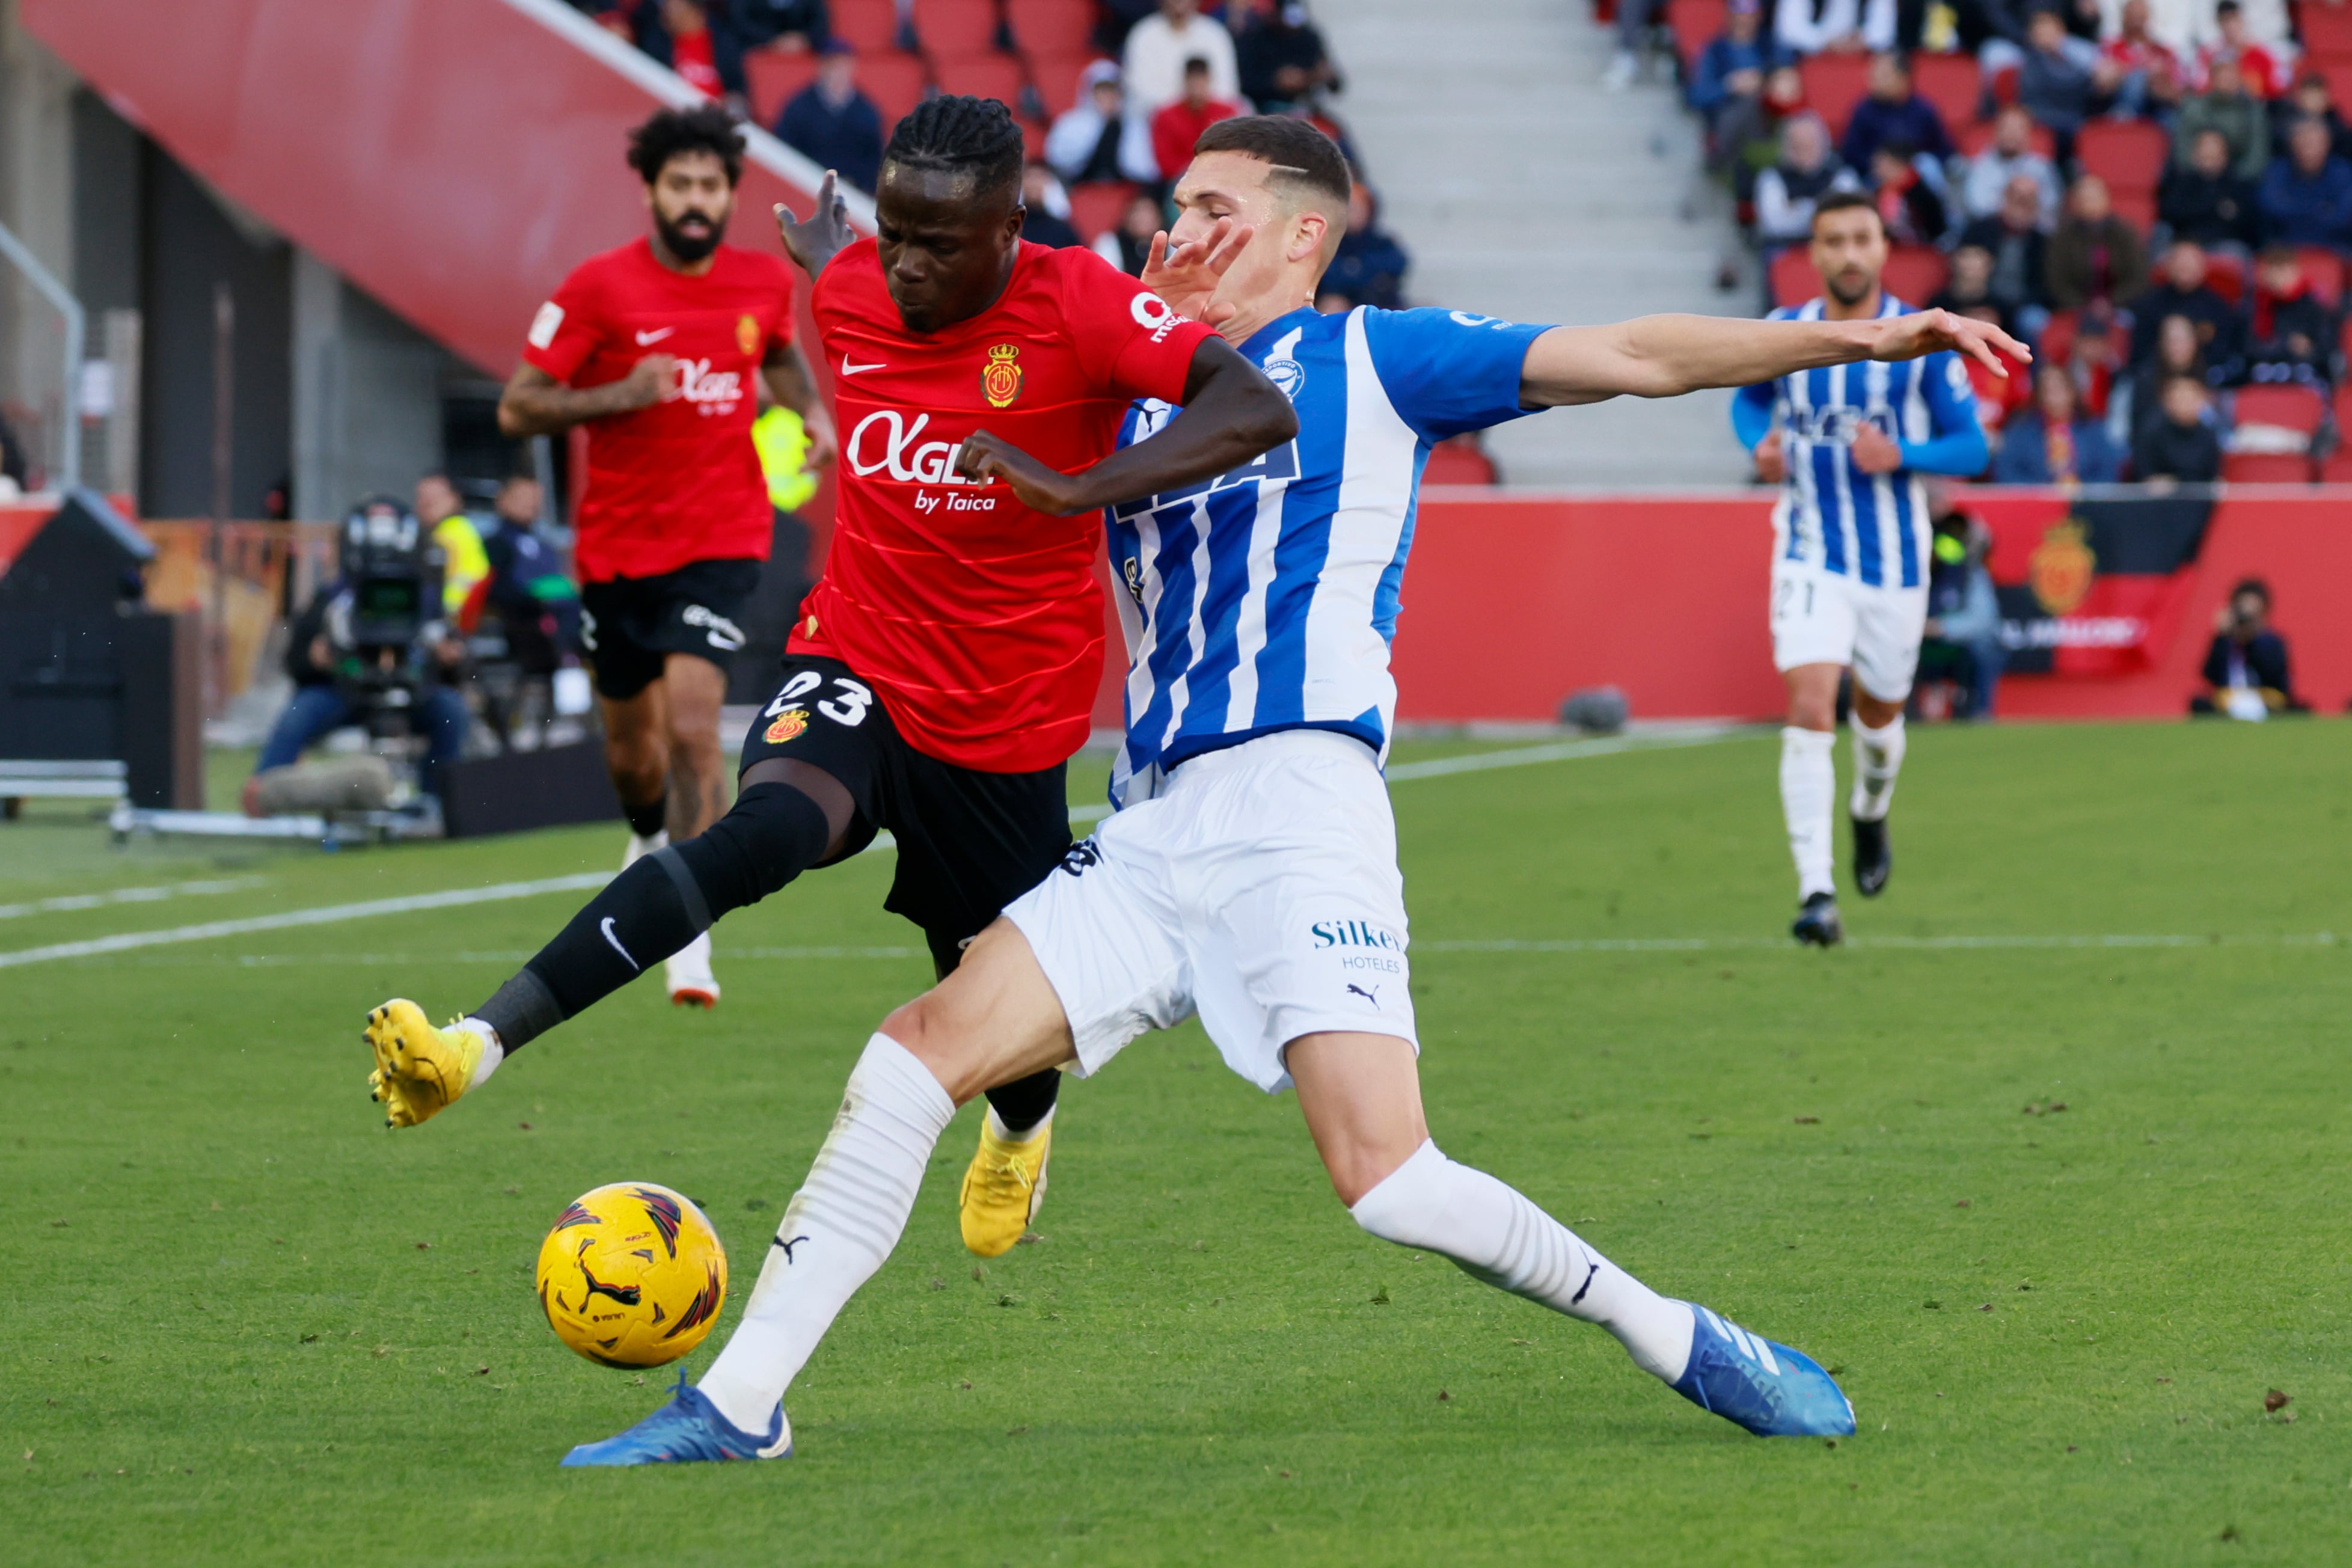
[
  {"left": 2029, "top": 519, "right": 2096, "bottom": 616},
  {"left": 982, "top": 342, "right": 1023, "bottom": 409},
  {"left": 736, "top": 313, "right": 762, "bottom": 357},
  {"left": 764, "top": 706, "right": 810, "bottom": 744}
]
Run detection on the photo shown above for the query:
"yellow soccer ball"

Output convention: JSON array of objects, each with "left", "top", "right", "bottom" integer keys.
[{"left": 535, "top": 1183, "right": 728, "bottom": 1368}]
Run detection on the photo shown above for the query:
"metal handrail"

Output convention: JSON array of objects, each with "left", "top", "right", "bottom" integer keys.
[{"left": 0, "top": 216, "right": 84, "bottom": 492}]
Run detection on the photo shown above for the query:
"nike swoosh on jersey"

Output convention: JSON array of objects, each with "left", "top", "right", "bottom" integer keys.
[
  {"left": 634, "top": 327, "right": 676, "bottom": 345},
  {"left": 839, "top": 357, "right": 886, "bottom": 375}
]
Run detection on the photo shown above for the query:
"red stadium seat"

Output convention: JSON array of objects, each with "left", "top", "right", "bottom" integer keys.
[
  {"left": 1068, "top": 179, "right": 1138, "bottom": 241},
  {"left": 1910, "top": 51, "right": 1982, "bottom": 132},
  {"left": 859, "top": 52, "right": 933, "bottom": 132},
  {"left": 914, "top": 0, "right": 1003, "bottom": 55},
  {"left": 2232, "top": 384, "right": 2327, "bottom": 442},
  {"left": 2317, "top": 60, "right": 2352, "bottom": 112},
  {"left": 1423, "top": 435, "right": 1499, "bottom": 486},
  {"left": 2203, "top": 248, "right": 2246, "bottom": 303},
  {"left": 2303, "top": 5, "right": 2352, "bottom": 54},
  {"left": 1799, "top": 54, "right": 1873, "bottom": 137},
  {"left": 2295, "top": 245, "right": 2345, "bottom": 306},
  {"left": 1666, "top": 0, "right": 1727, "bottom": 73},
  {"left": 2075, "top": 120, "right": 2169, "bottom": 195},
  {"left": 1955, "top": 117, "right": 2055, "bottom": 157},
  {"left": 746, "top": 47, "right": 821, "bottom": 126},
  {"left": 1988, "top": 62, "right": 2020, "bottom": 103},
  {"left": 932, "top": 51, "right": 1024, "bottom": 106},
  {"left": 1769, "top": 245, "right": 1819, "bottom": 307},
  {"left": 2221, "top": 451, "right": 2314, "bottom": 482},
  {"left": 2038, "top": 307, "right": 2078, "bottom": 367},
  {"left": 831, "top": 0, "right": 904, "bottom": 54},
  {"left": 1027, "top": 51, "right": 1103, "bottom": 114},
  {"left": 1007, "top": 0, "right": 1097, "bottom": 54},
  {"left": 2322, "top": 448, "right": 2352, "bottom": 483},
  {"left": 2108, "top": 185, "right": 2157, "bottom": 233},
  {"left": 1881, "top": 244, "right": 1949, "bottom": 302}
]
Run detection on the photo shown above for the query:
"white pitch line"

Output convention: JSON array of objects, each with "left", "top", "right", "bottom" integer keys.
[
  {"left": 0, "top": 875, "right": 265, "bottom": 922},
  {"left": 0, "top": 732, "right": 1748, "bottom": 972},
  {"left": 1426, "top": 933, "right": 2346, "bottom": 954}
]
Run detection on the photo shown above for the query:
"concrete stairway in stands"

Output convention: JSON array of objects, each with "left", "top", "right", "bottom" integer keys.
[{"left": 1318, "top": 0, "right": 1756, "bottom": 487}]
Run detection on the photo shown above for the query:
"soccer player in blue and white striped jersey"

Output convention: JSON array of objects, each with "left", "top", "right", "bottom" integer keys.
[
  {"left": 529, "top": 119, "right": 2027, "bottom": 1464},
  {"left": 1733, "top": 191, "right": 1993, "bottom": 946}
]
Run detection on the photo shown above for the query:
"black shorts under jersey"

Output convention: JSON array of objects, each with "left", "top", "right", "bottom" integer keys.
[
  {"left": 578, "top": 557, "right": 761, "bottom": 701},
  {"left": 738, "top": 652, "right": 1073, "bottom": 975}
]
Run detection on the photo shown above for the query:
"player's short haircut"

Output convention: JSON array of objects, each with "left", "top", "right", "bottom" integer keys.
[
  {"left": 1810, "top": 189, "right": 1883, "bottom": 233},
  {"left": 1190, "top": 115, "right": 1352, "bottom": 218},
  {"left": 882, "top": 94, "right": 1026, "bottom": 203},
  {"left": 627, "top": 102, "right": 746, "bottom": 186}
]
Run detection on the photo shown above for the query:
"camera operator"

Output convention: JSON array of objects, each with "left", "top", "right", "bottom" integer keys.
[
  {"left": 2191, "top": 577, "right": 2303, "bottom": 720},
  {"left": 245, "top": 497, "right": 470, "bottom": 810}
]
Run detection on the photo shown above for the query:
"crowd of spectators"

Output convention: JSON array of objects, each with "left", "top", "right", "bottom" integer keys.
[
  {"left": 567, "top": 0, "right": 1405, "bottom": 303},
  {"left": 1655, "top": 0, "right": 2352, "bottom": 482}
]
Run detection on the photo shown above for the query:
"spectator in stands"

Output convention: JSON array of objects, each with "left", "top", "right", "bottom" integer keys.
[
  {"left": 1608, "top": 0, "right": 1666, "bottom": 89},
  {"left": 2195, "top": 0, "right": 2289, "bottom": 99},
  {"left": 2160, "top": 126, "right": 2263, "bottom": 251},
  {"left": 2175, "top": 55, "right": 2270, "bottom": 181},
  {"left": 775, "top": 40, "right": 883, "bottom": 195},
  {"left": 1236, "top": 1, "right": 1340, "bottom": 112},
  {"left": 1931, "top": 243, "right": 2007, "bottom": 322},
  {"left": 1944, "top": 295, "right": 2039, "bottom": 429},
  {"left": 1994, "top": 363, "right": 2123, "bottom": 480},
  {"left": 660, "top": 0, "right": 724, "bottom": 97},
  {"left": 1961, "top": 106, "right": 2062, "bottom": 226},
  {"left": 1689, "top": 0, "right": 1786, "bottom": 158},
  {"left": 1046, "top": 62, "right": 1160, "bottom": 186},
  {"left": 2131, "top": 241, "right": 2243, "bottom": 366},
  {"left": 1018, "top": 163, "right": 1086, "bottom": 249},
  {"left": 727, "top": 0, "right": 827, "bottom": 54},
  {"left": 1840, "top": 52, "right": 1953, "bottom": 170},
  {"left": 2065, "top": 298, "right": 2127, "bottom": 415},
  {"left": 1921, "top": 494, "right": 2005, "bottom": 717},
  {"left": 1722, "top": 62, "right": 1811, "bottom": 196},
  {"left": 2257, "top": 118, "right": 2352, "bottom": 247},
  {"left": 2243, "top": 243, "right": 2335, "bottom": 384},
  {"left": 1774, "top": 0, "right": 1896, "bottom": 57},
  {"left": 1754, "top": 114, "right": 1861, "bottom": 248},
  {"left": 2018, "top": 6, "right": 2102, "bottom": 139},
  {"left": 2097, "top": 0, "right": 2185, "bottom": 118},
  {"left": 2133, "top": 376, "right": 2226, "bottom": 483},
  {"left": 1869, "top": 140, "right": 1951, "bottom": 243},
  {"left": 1151, "top": 57, "right": 1243, "bottom": 181},
  {"left": 2126, "top": 313, "right": 2225, "bottom": 440},
  {"left": 1318, "top": 181, "right": 1411, "bottom": 310},
  {"left": 2191, "top": 578, "right": 2301, "bottom": 717},
  {"left": 2271, "top": 73, "right": 2352, "bottom": 166},
  {"left": 1095, "top": 0, "right": 1160, "bottom": 55},
  {"left": 2047, "top": 174, "right": 2151, "bottom": 308},
  {"left": 1959, "top": 173, "right": 2054, "bottom": 329},
  {"left": 1122, "top": 0, "right": 1239, "bottom": 120},
  {"left": 1096, "top": 189, "right": 1163, "bottom": 274}
]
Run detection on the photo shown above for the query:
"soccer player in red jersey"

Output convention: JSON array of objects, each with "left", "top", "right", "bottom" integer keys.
[
  {"left": 497, "top": 104, "right": 838, "bottom": 1009},
  {"left": 365, "top": 99, "right": 1296, "bottom": 1237}
]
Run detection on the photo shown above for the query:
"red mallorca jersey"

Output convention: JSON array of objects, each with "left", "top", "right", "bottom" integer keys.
[
  {"left": 522, "top": 238, "right": 795, "bottom": 581},
  {"left": 792, "top": 239, "right": 1214, "bottom": 772}
]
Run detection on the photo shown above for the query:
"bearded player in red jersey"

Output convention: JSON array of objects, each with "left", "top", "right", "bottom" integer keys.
[
  {"left": 497, "top": 104, "right": 838, "bottom": 1010},
  {"left": 364, "top": 98, "right": 1295, "bottom": 1251}
]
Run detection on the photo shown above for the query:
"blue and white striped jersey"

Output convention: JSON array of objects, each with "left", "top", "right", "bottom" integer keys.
[
  {"left": 1105, "top": 304, "right": 1549, "bottom": 807},
  {"left": 1732, "top": 295, "right": 1983, "bottom": 591}
]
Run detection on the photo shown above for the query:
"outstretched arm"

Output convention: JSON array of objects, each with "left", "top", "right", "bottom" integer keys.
[
  {"left": 1519, "top": 310, "right": 2030, "bottom": 409},
  {"left": 955, "top": 335, "right": 1298, "bottom": 515}
]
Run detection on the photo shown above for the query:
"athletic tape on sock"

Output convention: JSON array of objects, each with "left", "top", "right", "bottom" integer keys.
[
  {"left": 473, "top": 967, "right": 564, "bottom": 1055},
  {"left": 651, "top": 845, "right": 713, "bottom": 933}
]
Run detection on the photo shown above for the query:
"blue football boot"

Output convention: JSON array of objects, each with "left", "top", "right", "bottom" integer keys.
[
  {"left": 560, "top": 1373, "right": 792, "bottom": 1466},
  {"left": 1670, "top": 1302, "right": 1855, "bottom": 1437}
]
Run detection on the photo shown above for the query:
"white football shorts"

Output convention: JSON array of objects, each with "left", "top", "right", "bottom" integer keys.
[
  {"left": 1003, "top": 729, "right": 1416, "bottom": 1094},
  {"left": 1769, "top": 559, "right": 1929, "bottom": 702}
]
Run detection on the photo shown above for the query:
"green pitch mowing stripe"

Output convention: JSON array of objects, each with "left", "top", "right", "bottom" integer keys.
[{"left": 7, "top": 718, "right": 2350, "bottom": 1566}]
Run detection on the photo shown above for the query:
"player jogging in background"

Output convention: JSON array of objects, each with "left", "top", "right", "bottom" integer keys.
[
  {"left": 1733, "top": 191, "right": 1992, "bottom": 948},
  {"left": 359, "top": 116, "right": 2028, "bottom": 1465},
  {"left": 497, "top": 103, "right": 838, "bottom": 1008},
  {"left": 361, "top": 99, "right": 1297, "bottom": 1226}
]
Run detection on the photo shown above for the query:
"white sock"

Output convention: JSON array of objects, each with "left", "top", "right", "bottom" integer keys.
[
  {"left": 457, "top": 1018, "right": 504, "bottom": 1089},
  {"left": 668, "top": 929, "right": 714, "bottom": 976},
  {"left": 984, "top": 1104, "right": 1052, "bottom": 1144},
  {"left": 1849, "top": 712, "right": 1906, "bottom": 822},
  {"left": 622, "top": 828, "right": 669, "bottom": 869},
  {"left": 1349, "top": 1140, "right": 1695, "bottom": 1383},
  {"left": 697, "top": 1035, "right": 955, "bottom": 1432},
  {"left": 1779, "top": 726, "right": 1837, "bottom": 900}
]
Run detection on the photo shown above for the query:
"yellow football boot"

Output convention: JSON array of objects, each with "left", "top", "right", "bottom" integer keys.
[
  {"left": 365, "top": 999, "right": 486, "bottom": 1129},
  {"left": 957, "top": 1115, "right": 1051, "bottom": 1258}
]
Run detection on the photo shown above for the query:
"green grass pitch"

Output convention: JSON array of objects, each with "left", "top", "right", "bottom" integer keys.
[{"left": 6, "top": 720, "right": 2350, "bottom": 1565}]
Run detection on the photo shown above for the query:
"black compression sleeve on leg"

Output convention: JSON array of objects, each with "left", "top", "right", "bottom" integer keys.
[
  {"left": 983, "top": 1068, "right": 1062, "bottom": 1135},
  {"left": 473, "top": 782, "right": 836, "bottom": 1053},
  {"left": 622, "top": 793, "right": 668, "bottom": 840}
]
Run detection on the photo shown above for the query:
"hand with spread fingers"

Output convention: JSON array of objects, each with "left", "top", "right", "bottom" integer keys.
[
  {"left": 1870, "top": 308, "right": 2031, "bottom": 377},
  {"left": 1141, "top": 215, "right": 1254, "bottom": 328},
  {"left": 365, "top": 999, "right": 486, "bottom": 1129}
]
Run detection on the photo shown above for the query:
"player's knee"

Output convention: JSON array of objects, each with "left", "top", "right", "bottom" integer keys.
[
  {"left": 675, "top": 782, "right": 834, "bottom": 910},
  {"left": 1344, "top": 1142, "right": 1450, "bottom": 1247}
]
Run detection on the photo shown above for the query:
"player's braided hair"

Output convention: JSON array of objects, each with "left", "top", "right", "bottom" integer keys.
[
  {"left": 881, "top": 94, "right": 1024, "bottom": 201},
  {"left": 626, "top": 102, "right": 745, "bottom": 187}
]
